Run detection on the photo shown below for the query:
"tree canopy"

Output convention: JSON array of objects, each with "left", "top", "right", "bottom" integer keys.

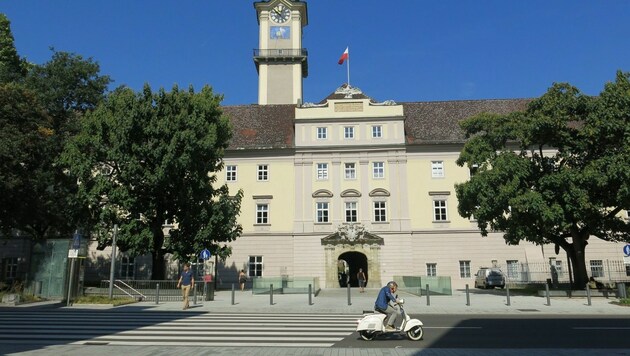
[
  {"left": 455, "top": 71, "right": 630, "bottom": 289},
  {"left": 0, "top": 14, "right": 110, "bottom": 239},
  {"left": 62, "top": 84, "right": 243, "bottom": 279}
]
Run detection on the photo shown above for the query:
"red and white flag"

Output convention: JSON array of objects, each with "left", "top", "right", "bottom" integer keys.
[{"left": 338, "top": 47, "right": 349, "bottom": 65}]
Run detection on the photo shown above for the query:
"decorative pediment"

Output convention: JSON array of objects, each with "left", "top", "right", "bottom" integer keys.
[
  {"left": 340, "top": 189, "right": 361, "bottom": 198},
  {"left": 369, "top": 188, "right": 390, "bottom": 197},
  {"left": 321, "top": 223, "right": 384, "bottom": 246},
  {"left": 312, "top": 189, "right": 333, "bottom": 198}
]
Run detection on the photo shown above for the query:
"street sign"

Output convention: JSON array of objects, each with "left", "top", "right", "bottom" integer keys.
[
  {"left": 200, "top": 248, "right": 211, "bottom": 260},
  {"left": 68, "top": 249, "right": 79, "bottom": 258},
  {"left": 72, "top": 232, "right": 82, "bottom": 250},
  {"left": 623, "top": 244, "right": 630, "bottom": 257}
]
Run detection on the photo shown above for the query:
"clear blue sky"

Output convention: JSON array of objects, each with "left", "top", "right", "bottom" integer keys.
[{"left": 3, "top": 1, "right": 629, "bottom": 106}]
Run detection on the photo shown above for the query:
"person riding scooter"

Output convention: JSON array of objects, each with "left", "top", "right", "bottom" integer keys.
[{"left": 374, "top": 281, "right": 402, "bottom": 331}]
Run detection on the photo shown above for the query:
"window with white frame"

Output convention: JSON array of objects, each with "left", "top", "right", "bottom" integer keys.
[
  {"left": 344, "top": 163, "right": 356, "bottom": 179},
  {"left": 590, "top": 260, "right": 604, "bottom": 278},
  {"left": 459, "top": 260, "right": 471, "bottom": 278},
  {"left": 426, "top": 263, "right": 437, "bottom": 277},
  {"left": 372, "top": 162, "right": 384, "bottom": 178},
  {"left": 3, "top": 258, "right": 18, "bottom": 279},
  {"left": 317, "top": 127, "right": 327, "bottom": 139},
  {"left": 120, "top": 256, "right": 135, "bottom": 279},
  {"left": 344, "top": 126, "right": 355, "bottom": 139},
  {"left": 550, "top": 259, "right": 564, "bottom": 278},
  {"left": 433, "top": 200, "right": 448, "bottom": 221},
  {"left": 469, "top": 164, "right": 479, "bottom": 177},
  {"left": 345, "top": 202, "right": 358, "bottom": 222},
  {"left": 372, "top": 125, "right": 382, "bottom": 138},
  {"left": 257, "top": 164, "right": 268, "bottom": 181},
  {"left": 256, "top": 204, "right": 269, "bottom": 224},
  {"left": 226, "top": 165, "right": 237, "bottom": 182},
  {"left": 431, "top": 161, "right": 444, "bottom": 178},
  {"left": 316, "top": 163, "right": 328, "bottom": 180},
  {"left": 316, "top": 202, "right": 329, "bottom": 223},
  {"left": 374, "top": 201, "right": 387, "bottom": 222},
  {"left": 506, "top": 260, "right": 518, "bottom": 279},
  {"left": 248, "top": 256, "right": 263, "bottom": 277}
]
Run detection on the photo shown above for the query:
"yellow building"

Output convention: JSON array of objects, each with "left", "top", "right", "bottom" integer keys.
[{"left": 210, "top": 0, "right": 629, "bottom": 289}]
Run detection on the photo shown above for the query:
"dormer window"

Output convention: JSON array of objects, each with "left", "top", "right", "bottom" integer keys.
[
  {"left": 344, "top": 126, "right": 355, "bottom": 139},
  {"left": 317, "top": 127, "right": 327, "bottom": 139},
  {"left": 372, "top": 125, "right": 382, "bottom": 138}
]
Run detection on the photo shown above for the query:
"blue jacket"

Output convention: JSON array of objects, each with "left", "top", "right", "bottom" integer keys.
[{"left": 375, "top": 285, "right": 396, "bottom": 310}]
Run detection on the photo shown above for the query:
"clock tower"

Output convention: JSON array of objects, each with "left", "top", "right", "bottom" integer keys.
[{"left": 254, "top": 0, "right": 308, "bottom": 105}]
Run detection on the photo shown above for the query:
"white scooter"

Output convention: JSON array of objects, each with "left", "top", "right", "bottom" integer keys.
[{"left": 356, "top": 299, "right": 424, "bottom": 341}]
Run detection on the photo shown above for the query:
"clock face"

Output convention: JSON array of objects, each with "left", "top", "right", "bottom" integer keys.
[{"left": 270, "top": 4, "right": 290, "bottom": 23}]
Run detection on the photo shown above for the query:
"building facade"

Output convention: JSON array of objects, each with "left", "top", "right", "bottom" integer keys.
[
  {"left": 8, "top": 0, "right": 628, "bottom": 292},
  {"left": 210, "top": 0, "right": 629, "bottom": 289}
]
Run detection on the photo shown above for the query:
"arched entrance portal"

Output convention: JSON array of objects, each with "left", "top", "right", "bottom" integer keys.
[
  {"left": 338, "top": 251, "right": 367, "bottom": 288},
  {"left": 321, "top": 223, "right": 384, "bottom": 288}
]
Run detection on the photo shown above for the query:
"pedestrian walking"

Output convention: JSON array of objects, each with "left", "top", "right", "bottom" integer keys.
[
  {"left": 176, "top": 263, "right": 194, "bottom": 310},
  {"left": 357, "top": 268, "right": 366, "bottom": 293},
  {"left": 239, "top": 269, "right": 247, "bottom": 291}
]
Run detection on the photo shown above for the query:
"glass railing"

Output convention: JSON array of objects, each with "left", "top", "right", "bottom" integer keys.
[
  {"left": 394, "top": 275, "right": 452, "bottom": 296},
  {"left": 251, "top": 276, "right": 319, "bottom": 295}
]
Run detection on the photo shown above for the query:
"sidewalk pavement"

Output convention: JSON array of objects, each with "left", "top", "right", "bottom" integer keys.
[{"left": 40, "top": 287, "right": 630, "bottom": 315}]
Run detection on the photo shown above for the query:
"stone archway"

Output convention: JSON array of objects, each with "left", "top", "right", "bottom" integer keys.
[
  {"left": 338, "top": 251, "right": 367, "bottom": 288},
  {"left": 321, "top": 224, "right": 384, "bottom": 289}
]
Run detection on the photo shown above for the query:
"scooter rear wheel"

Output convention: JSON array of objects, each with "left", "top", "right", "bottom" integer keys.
[
  {"left": 359, "top": 330, "right": 376, "bottom": 341},
  {"left": 406, "top": 325, "right": 424, "bottom": 341}
]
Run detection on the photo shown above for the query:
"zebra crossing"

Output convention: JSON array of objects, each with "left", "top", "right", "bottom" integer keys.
[{"left": 0, "top": 310, "right": 361, "bottom": 347}]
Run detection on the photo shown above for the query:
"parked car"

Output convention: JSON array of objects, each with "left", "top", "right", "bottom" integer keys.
[{"left": 474, "top": 267, "right": 505, "bottom": 289}]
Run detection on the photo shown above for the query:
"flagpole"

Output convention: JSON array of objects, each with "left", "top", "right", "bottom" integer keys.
[{"left": 347, "top": 47, "right": 350, "bottom": 87}]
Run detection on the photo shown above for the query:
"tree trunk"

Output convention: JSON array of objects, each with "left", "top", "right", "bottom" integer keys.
[
  {"left": 151, "top": 225, "right": 166, "bottom": 280},
  {"left": 152, "top": 249, "right": 166, "bottom": 280},
  {"left": 569, "top": 234, "right": 589, "bottom": 290}
]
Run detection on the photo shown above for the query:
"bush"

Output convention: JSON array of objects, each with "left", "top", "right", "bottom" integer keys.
[
  {"left": 0, "top": 280, "right": 42, "bottom": 304},
  {"left": 74, "top": 296, "right": 136, "bottom": 306}
]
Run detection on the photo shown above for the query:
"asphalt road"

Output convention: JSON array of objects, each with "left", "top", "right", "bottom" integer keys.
[
  {"left": 1, "top": 308, "right": 630, "bottom": 355},
  {"left": 337, "top": 314, "right": 630, "bottom": 349}
]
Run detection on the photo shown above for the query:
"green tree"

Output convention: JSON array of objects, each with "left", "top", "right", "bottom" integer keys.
[
  {"left": 0, "top": 83, "right": 52, "bottom": 235},
  {"left": 455, "top": 71, "right": 630, "bottom": 289},
  {"left": 0, "top": 13, "right": 27, "bottom": 83},
  {"left": 62, "top": 84, "right": 243, "bottom": 280}
]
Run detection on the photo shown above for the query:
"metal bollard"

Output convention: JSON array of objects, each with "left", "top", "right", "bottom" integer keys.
[
  {"left": 270, "top": 284, "right": 274, "bottom": 305},
  {"left": 426, "top": 284, "right": 430, "bottom": 306},
  {"left": 308, "top": 284, "right": 313, "bottom": 305},
  {"left": 506, "top": 284, "right": 511, "bottom": 306},
  {"left": 193, "top": 283, "right": 197, "bottom": 305},
  {"left": 465, "top": 284, "right": 470, "bottom": 306},
  {"left": 156, "top": 283, "right": 160, "bottom": 305},
  {"left": 545, "top": 283, "right": 551, "bottom": 306},
  {"left": 586, "top": 285, "right": 592, "bottom": 306},
  {"left": 617, "top": 283, "right": 627, "bottom": 299},
  {"left": 231, "top": 283, "right": 235, "bottom": 305},
  {"left": 347, "top": 283, "right": 352, "bottom": 305}
]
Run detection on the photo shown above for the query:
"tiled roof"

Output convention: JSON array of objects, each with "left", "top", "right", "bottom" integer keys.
[
  {"left": 222, "top": 104, "right": 295, "bottom": 150},
  {"left": 402, "top": 99, "right": 531, "bottom": 144},
  {"left": 221, "top": 98, "right": 531, "bottom": 150}
]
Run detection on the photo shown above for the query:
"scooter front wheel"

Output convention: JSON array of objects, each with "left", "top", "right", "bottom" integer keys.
[
  {"left": 359, "top": 330, "right": 376, "bottom": 341},
  {"left": 406, "top": 325, "right": 424, "bottom": 341}
]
